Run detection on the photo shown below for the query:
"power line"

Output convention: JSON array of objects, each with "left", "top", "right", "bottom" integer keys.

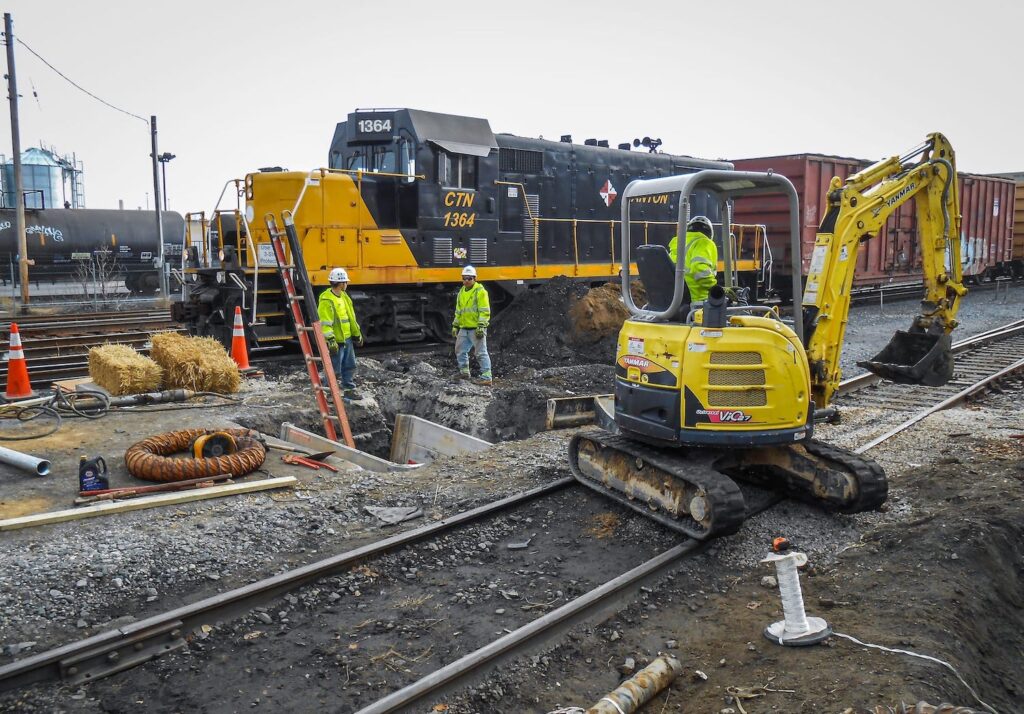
[{"left": 12, "top": 36, "right": 148, "bottom": 127}]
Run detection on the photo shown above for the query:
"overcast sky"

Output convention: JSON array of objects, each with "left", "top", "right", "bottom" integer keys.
[{"left": 3, "top": 0, "right": 1021, "bottom": 214}]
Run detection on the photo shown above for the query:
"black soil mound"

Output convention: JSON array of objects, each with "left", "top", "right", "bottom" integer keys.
[{"left": 489, "top": 277, "right": 625, "bottom": 369}]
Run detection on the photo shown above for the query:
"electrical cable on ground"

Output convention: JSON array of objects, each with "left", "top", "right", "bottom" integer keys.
[
  {"left": 0, "top": 389, "right": 240, "bottom": 440},
  {"left": 832, "top": 632, "right": 998, "bottom": 714}
]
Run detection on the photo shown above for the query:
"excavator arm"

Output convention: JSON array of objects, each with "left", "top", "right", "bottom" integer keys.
[{"left": 801, "top": 133, "right": 966, "bottom": 408}]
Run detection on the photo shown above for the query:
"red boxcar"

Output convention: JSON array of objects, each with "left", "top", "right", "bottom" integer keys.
[{"left": 732, "top": 154, "right": 1016, "bottom": 296}]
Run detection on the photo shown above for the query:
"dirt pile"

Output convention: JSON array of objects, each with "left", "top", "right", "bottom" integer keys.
[{"left": 490, "top": 277, "right": 634, "bottom": 368}]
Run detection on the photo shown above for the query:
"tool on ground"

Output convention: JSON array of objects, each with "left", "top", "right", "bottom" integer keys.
[
  {"left": 3, "top": 323, "right": 36, "bottom": 400},
  {"left": 190, "top": 431, "right": 238, "bottom": 458},
  {"left": 568, "top": 133, "right": 966, "bottom": 540},
  {"left": 265, "top": 211, "right": 354, "bottom": 447},
  {"left": 281, "top": 453, "right": 337, "bottom": 471},
  {"left": 78, "top": 455, "right": 109, "bottom": 492},
  {"left": 762, "top": 542, "right": 830, "bottom": 646},
  {"left": 0, "top": 443, "right": 51, "bottom": 477},
  {"left": 78, "top": 473, "right": 234, "bottom": 498},
  {"left": 75, "top": 477, "right": 223, "bottom": 505}
]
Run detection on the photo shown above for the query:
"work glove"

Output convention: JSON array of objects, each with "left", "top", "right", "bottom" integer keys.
[
  {"left": 723, "top": 286, "right": 740, "bottom": 303},
  {"left": 326, "top": 337, "right": 339, "bottom": 354},
  {"left": 356, "top": 336, "right": 364, "bottom": 348},
  {"left": 452, "top": 326, "right": 459, "bottom": 338},
  {"left": 475, "top": 327, "right": 486, "bottom": 339}
]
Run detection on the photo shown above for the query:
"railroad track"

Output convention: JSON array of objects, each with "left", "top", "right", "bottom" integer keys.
[
  {"left": 3, "top": 319, "right": 1023, "bottom": 708},
  {"left": 0, "top": 311, "right": 183, "bottom": 387}
]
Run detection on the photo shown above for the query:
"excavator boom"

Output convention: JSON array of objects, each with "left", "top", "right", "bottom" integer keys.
[{"left": 801, "top": 133, "right": 966, "bottom": 406}]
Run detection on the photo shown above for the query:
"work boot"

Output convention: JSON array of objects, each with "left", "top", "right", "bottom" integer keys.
[
  {"left": 343, "top": 387, "right": 361, "bottom": 400},
  {"left": 457, "top": 369, "right": 471, "bottom": 380},
  {"left": 474, "top": 373, "right": 493, "bottom": 386}
]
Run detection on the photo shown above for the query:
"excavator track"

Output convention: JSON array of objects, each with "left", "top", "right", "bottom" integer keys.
[
  {"left": 568, "top": 432, "right": 747, "bottom": 540},
  {"left": 726, "top": 438, "right": 888, "bottom": 514},
  {"left": 800, "top": 439, "right": 888, "bottom": 512}
]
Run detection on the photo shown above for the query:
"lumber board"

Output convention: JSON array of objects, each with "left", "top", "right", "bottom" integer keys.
[{"left": 0, "top": 476, "right": 298, "bottom": 531}]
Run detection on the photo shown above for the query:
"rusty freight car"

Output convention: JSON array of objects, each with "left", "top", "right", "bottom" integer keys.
[{"left": 732, "top": 153, "right": 1016, "bottom": 298}]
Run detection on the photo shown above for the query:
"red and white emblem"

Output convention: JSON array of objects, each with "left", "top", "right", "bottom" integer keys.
[{"left": 599, "top": 179, "right": 617, "bottom": 207}]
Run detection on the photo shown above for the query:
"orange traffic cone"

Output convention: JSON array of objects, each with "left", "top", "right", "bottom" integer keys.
[
  {"left": 230, "top": 307, "right": 251, "bottom": 370},
  {"left": 5, "top": 323, "right": 36, "bottom": 400}
]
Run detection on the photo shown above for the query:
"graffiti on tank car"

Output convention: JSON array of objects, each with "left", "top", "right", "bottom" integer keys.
[
  {"left": 0, "top": 221, "right": 65, "bottom": 242},
  {"left": 26, "top": 224, "right": 65, "bottom": 242},
  {"left": 696, "top": 408, "right": 752, "bottom": 423}
]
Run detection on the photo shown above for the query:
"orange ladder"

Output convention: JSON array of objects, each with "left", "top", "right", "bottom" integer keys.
[{"left": 264, "top": 211, "right": 354, "bottom": 447}]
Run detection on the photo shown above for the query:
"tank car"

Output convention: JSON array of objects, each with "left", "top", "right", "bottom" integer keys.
[{"left": 0, "top": 208, "right": 185, "bottom": 293}]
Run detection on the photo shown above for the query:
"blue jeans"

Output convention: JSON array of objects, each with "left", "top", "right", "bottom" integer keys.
[
  {"left": 455, "top": 329, "right": 491, "bottom": 376},
  {"left": 331, "top": 337, "right": 357, "bottom": 389}
]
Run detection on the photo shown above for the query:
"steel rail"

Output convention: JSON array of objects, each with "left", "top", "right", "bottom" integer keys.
[
  {"left": 0, "top": 477, "right": 574, "bottom": 693},
  {"left": 837, "top": 318, "right": 1024, "bottom": 396},
  {"left": 854, "top": 355, "right": 1024, "bottom": 454},
  {"left": 356, "top": 539, "right": 704, "bottom": 714}
]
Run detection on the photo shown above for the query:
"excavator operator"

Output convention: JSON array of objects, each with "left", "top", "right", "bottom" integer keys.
[{"left": 668, "top": 215, "right": 718, "bottom": 303}]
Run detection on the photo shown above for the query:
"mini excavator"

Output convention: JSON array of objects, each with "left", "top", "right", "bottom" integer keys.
[{"left": 568, "top": 133, "right": 965, "bottom": 539}]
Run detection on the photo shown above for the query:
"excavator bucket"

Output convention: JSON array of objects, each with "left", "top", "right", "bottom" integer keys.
[{"left": 857, "top": 330, "right": 953, "bottom": 386}]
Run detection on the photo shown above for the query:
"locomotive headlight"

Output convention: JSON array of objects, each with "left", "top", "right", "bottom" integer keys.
[
  {"left": 216, "top": 271, "right": 226, "bottom": 284},
  {"left": 218, "top": 249, "right": 226, "bottom": 263}
]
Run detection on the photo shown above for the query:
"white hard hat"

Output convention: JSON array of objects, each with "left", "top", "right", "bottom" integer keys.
[
  {"left": 687, "top": 215, "right": 714, "bottom": 237},
  {"left": 461, "top": 265, "right": 477, "bottom": 278},
  {"left": 328, "top": 267, "right": 350, "bottom": 283}
]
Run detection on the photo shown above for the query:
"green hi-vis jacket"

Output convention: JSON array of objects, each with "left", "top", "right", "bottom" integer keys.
[
  {"left": 317, "top": 288, "right": 361, "bottom": 341},
  {"left": 668, "top": 230, "right": 719, "bottom": 303},
  {"left": 453, "top": 282, "right": 491, "bottom": 329}
]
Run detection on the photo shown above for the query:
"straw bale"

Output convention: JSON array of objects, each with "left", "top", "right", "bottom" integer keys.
[
  {"left": 88, "top": 344, "right": 163, "bottom": 396},
  {"left": 149, "top": 332, "right": 241, "bottom": 393}
]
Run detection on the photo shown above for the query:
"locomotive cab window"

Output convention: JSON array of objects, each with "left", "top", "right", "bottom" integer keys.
[{"left": 437, "top": 150, "right": 477, "bottom": 189}]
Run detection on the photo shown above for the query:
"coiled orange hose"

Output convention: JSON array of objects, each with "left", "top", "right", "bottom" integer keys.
[{"left": 125, "top": 428, "right": 266, "bottom": 483}]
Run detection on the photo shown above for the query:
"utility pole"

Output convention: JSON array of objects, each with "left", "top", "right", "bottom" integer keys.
[
  {"left": 4, "top": 13, "right": 29, "bottom": 305},
  {"left": 150, "top": 115, "right": 168, "bottom": 299}
]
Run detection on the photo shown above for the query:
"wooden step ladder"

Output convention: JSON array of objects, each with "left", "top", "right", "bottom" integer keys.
[{"left": 264, "top": 211, "right": 354, "bottom": 447}]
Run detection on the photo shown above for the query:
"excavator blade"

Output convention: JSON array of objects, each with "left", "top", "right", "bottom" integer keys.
[{"left": 857, "top": 330, "right": 953, "bottom": 386}]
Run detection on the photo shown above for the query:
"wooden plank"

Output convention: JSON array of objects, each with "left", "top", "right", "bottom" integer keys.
[{"left": 0, "top": 476, "right": 298, "bottom": 531}]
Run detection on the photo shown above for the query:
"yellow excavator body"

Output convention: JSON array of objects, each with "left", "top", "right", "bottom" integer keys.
[{"left": 614, "top": 314, "right": 811, "bottom": 444}]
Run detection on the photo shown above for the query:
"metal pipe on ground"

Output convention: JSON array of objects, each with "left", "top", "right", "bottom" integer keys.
[
  {"left": 587, "top": 655, "right": 684, "bottom": 714},
  {"left": 0, "top": 444, "right": 50, "bottom": 476}
]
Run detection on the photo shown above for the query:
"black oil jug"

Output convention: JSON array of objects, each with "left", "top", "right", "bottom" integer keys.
[{"left": 78, "top": 455, "right": 109, "bottom": 493}]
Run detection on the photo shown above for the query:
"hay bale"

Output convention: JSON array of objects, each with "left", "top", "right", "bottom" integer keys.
[
  {"left": 149, "top": 332, "right": 240, "bottom": 393},
  {"left": 88, "top": 344, "right": 163, "bottom": 396}
]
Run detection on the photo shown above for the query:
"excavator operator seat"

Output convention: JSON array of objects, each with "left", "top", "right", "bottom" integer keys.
[{"left": 635, "top": 244, "right": 690, "bottom": 318}]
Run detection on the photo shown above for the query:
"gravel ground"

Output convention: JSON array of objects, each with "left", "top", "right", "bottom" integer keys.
[{"left": 0, "top": 284, "right": 1020, "bottom": 712}]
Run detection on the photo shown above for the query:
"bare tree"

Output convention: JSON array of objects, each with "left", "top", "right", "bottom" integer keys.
[{"left": 74, "top": 249, "right": 127, "bottom": 308}]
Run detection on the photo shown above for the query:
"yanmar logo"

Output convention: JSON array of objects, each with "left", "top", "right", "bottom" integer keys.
[
  {"left": 886, "top": 183, "right": 915, "bottom": 208},
  {"left": 696, "top": 409, "right": 752, "bottom": 423},
  {"left": 621, "top": 355, "right": 651, "bottom": 369}
]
